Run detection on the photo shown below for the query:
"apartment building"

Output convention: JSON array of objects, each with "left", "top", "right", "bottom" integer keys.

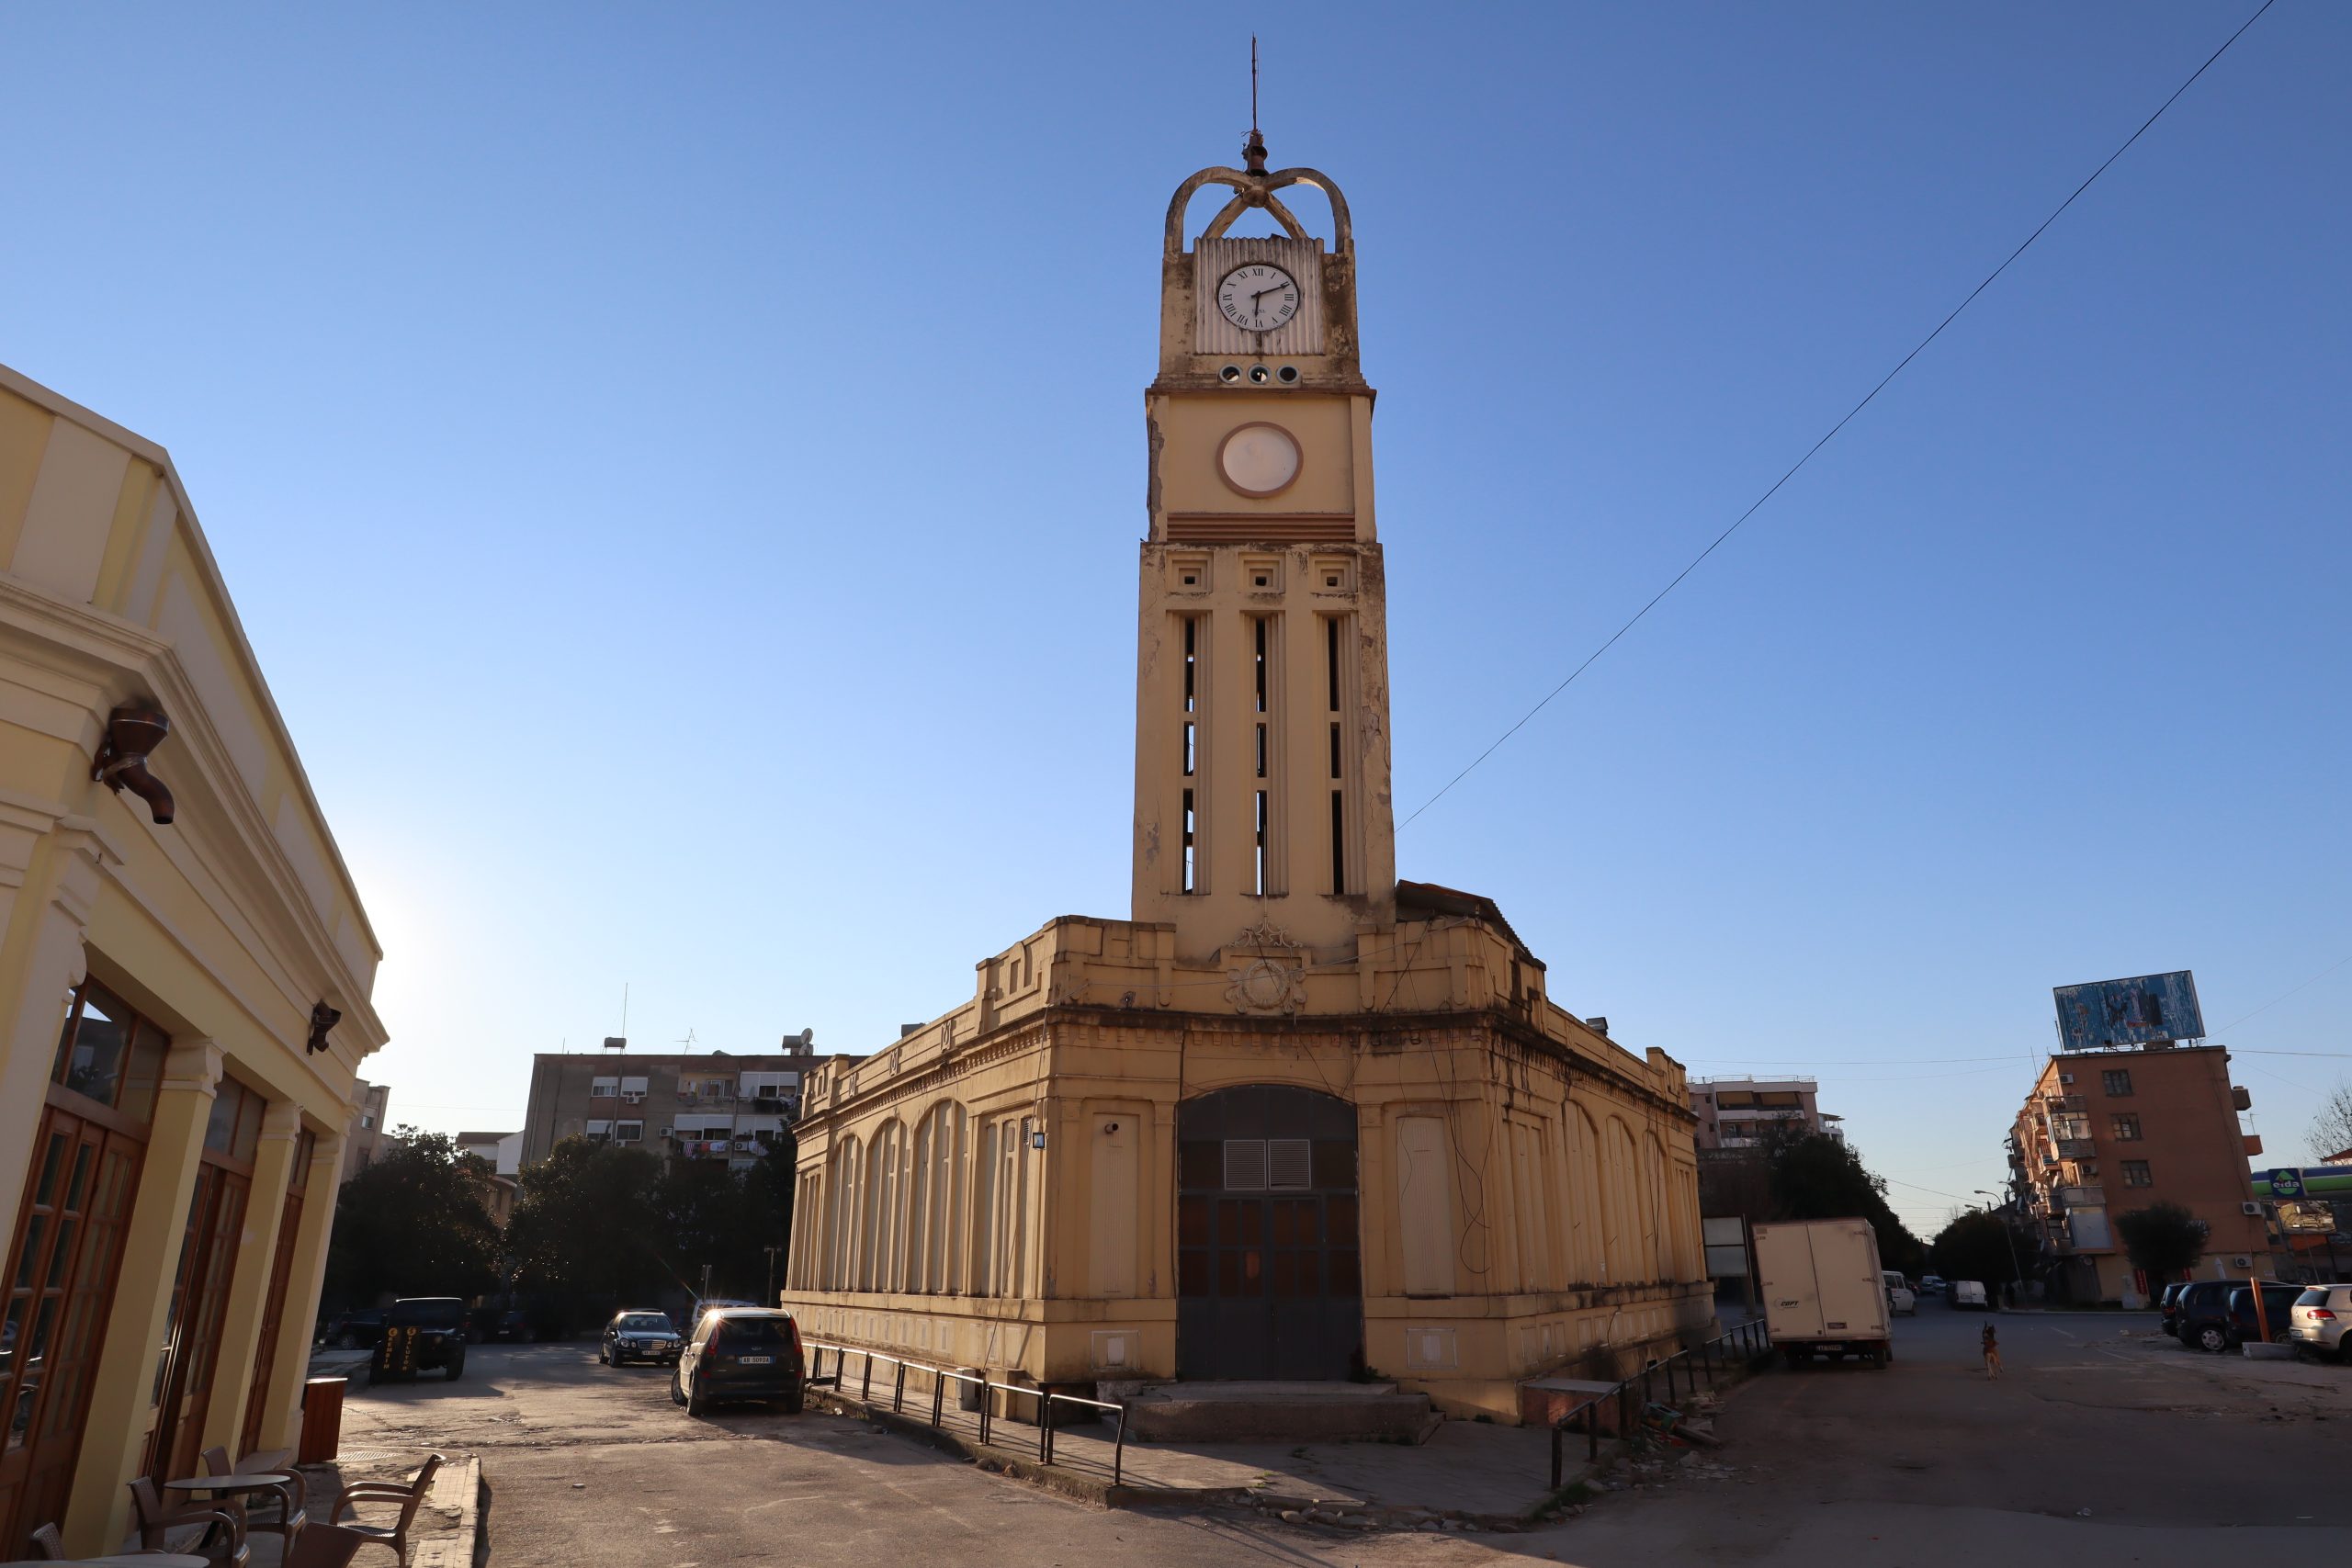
[
  {"left": 2006, "top": 1044, "right": 2267, "bottom": 1303},
  {"left": 454, "top": 1130, "right": 521, "bottom": 1226},
  {"left": 339, "top": 1077, "right": 392, "bottom": 1180},
  {"left": 520, "top": 1035, "right": 826, "bottom": 1172},
  {"left": 1689, "top": 1077, "right": 1836, "bottom": 1150}
]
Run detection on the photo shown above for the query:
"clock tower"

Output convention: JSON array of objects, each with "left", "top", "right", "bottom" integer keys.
[{"left": 1133, "top": 136, "right": 1396, "bottom": 964}]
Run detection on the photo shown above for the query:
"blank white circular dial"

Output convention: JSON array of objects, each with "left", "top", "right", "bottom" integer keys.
[
  {"left": 1218, "top": 423, "right": 1302, "bottom": 497},
  {"left": 1217, "top": 263, "right": 1301, "bottom": 332}
]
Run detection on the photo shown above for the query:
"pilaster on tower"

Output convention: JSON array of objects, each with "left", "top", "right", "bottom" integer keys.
[{"left": 1132, "top": 146, "right": 1396, "bottom": 967}]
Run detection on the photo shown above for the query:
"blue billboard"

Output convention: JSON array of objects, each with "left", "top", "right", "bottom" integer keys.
[{"left": 2052, "top": 971, "right": 2204, "bottom": 1052}]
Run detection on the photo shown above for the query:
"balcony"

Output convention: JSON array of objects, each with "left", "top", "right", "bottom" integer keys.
[
  {"left": 2057, "top": 1139, "right": 2098, "bottom": 1160},
  {"left": 2043, "top": 1094, "right": 2087, "bottom": 1113},
  {"left": 2055, "top": 1184, "right": 2105, "bottom": 1208}
]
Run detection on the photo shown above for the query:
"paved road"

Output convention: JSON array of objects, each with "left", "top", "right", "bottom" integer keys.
[
  {"left": 1538, "top": 1299, "right": 2352, "bottom": 1565},
  {"left": 333, "top": 1307, "right": 2351, "bottom": 1567}
]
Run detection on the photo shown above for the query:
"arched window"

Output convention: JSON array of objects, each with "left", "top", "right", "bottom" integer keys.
[
  {"left": 910, "top": 1101, "right": 968, "bottom": 1294},
  {"left": 829, "top": 1134, "right": 862, "bottom": 1292},
  {"left": 1566, "top": 1106, "right": 1604, "bottom": 1282},
  {"left": 1602, "top": 1117, "right": 1641, "bottom": 1284},
  {"left": 1642, "top": 1132, "right": 1671, "bottom": 1281}
]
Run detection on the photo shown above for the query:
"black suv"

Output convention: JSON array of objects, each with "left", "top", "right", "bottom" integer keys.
[
  {"left": 2157, "top": 1282, "right": 2190, "bottom": 1337},
  {"left": 369, "top": 1297, "right": 469, "bottom": 1382},
  {"left": 2177, "top": 1279, "right": 2287, "bottom": 1353}
]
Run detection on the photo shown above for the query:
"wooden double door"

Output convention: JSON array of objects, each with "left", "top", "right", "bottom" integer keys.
[{"left": 0, "top": 1107, "right": 144, "bottom": 1557}]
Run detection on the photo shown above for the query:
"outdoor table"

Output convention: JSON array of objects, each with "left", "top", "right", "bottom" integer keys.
[
  {"left": 163, "top": 1471, "right": 304, "bottom": 1547},
  {"left": 0, "top": 1556, "right": 209, "bottom": 1567}
]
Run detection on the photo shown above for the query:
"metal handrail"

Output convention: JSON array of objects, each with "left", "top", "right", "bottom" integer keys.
[
  {"left": 1546, "top": 1317, "right": 1772, "bottom": 1488},
  {"left": 802, "top": 1338, "right": 1129, "bottom": 1486}
]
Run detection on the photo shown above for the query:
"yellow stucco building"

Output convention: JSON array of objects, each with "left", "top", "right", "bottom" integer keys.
[
  {"left": 0, "top": 365, "right": 386, "bottom": 1554},
  {"left": 780, "top": 144, "right": 1711, "bottom": 1421}
]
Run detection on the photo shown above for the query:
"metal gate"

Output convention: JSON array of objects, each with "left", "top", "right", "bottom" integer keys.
[{"left": 1176, "top": 1085, "right": 1361, "bottom": 1381}]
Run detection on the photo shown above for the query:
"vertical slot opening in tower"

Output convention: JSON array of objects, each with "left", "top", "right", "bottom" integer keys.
[
  {"left": 1329, "top": 790, "right": 1346, "bottom": 897},
  {"left": 1254, "top": 790, "right": 1268, "bottom": 896},
  {"left": 1182, "top": 787, "right": 1196, "bottom": 894}
]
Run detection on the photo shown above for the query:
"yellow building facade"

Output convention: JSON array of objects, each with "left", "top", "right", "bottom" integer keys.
[
  {"left": 780, "top": 145, "right": 1710, "bottom": 1421},
  {"left": 0, "top": 365, "right": 387, "bottom": 1554}
]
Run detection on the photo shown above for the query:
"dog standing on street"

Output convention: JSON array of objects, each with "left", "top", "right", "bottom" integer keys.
[{"left": 1981, "top": 1321, "right": 2002, "bottom": 1380}]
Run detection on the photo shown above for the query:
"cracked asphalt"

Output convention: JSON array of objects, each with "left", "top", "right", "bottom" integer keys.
[{"left": 332, "top": 1305, "right": 2351, "bottom": 1567}]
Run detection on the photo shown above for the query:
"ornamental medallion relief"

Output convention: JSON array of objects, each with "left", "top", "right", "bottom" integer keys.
[{"left": 1224, "top": 918, "right": 1307, "bottom": 1016}]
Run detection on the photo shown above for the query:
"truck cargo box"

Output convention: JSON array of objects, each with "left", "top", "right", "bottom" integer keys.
[{"left": 1753, "top": 1218, "right": 1892, "bottom": 1369}]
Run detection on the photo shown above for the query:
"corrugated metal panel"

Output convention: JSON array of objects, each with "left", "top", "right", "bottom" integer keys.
[{"left": 1194, "top": 236, "right": 1325, "bottom": 356}]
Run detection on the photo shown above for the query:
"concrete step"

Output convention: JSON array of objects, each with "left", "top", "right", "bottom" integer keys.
[{"left": 1121, "top": 1381, "right": 1435, "bottom": 1444}]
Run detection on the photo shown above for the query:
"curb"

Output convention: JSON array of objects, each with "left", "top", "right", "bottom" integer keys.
[
  {"left": 809, "top": 1387, "right": 1174, "bottom": 1506},
  {"left": 407, "top": 1454, "right": 481, "bottom": 1568}
]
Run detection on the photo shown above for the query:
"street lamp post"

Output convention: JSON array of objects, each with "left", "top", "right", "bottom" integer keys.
[
  {"left": 1977, "top": 1189, "right": 2026, "bottom": 1306},
  {"left": 763, "top": 1244, "right": 782, "bottom": 1305}
]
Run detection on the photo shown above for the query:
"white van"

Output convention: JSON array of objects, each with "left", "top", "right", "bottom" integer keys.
[
  {"left": 1950, "top": 1280, "right": 1989, "bottom": 1311},
  {"left": 1883, "top": 1270, "right": 1917, "bottom": 1315}
]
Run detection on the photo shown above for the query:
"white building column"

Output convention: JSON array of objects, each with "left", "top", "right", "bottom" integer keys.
[{"left": 0, "top": 810, "right": 112, "bottom": 1234}]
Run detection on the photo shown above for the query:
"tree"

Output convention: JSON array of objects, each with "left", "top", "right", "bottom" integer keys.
[
  {"left": 2311, "top": 1080, "right": 2352, "bottom": 1163},
  {"left": 321, "top": 1128, "right": 501, "bottom": 1311},
  {"left": 1929, "top": 1209, "right": 2025, "bottom": 1289},
  {"left": 1761, "top": 1130, "right": 1928, "bottom": 1278},
  {"left": 2114, "top": 1201, "right": 2209, "bottom": 1284},
  {"left": 507, "top": 1138, "right": 670, "bottom": 1330}
]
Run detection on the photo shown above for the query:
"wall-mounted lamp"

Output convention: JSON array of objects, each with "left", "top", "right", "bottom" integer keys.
[
  {"left": 306, "top": 1000, "right": 342, "bottom": 1055},
  {"left": 1029, "top": 1130, "right": 1047, "bottom": 1150},
  {"left": 93, "top": 699, "right": 175, "bottom": 824},
  {"left": 1102, "top": 1121, "right": 1121, "bottom": 1134}
]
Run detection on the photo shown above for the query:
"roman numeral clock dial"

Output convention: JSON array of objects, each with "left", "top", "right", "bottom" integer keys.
[{"left": 1216, "top": 263, "right": 1300, "bottom": 332}]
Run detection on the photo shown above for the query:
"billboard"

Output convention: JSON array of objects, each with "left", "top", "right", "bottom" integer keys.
[{"left": 2052, "top": 971, "right": 2203, "bottom": 1052}]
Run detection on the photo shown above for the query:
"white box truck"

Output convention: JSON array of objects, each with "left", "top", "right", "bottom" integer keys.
[{"left": 1752, "top": 1217, "right": 1893, "bottom": 1369}]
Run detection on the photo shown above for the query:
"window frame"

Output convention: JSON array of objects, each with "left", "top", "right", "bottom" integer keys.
[{"left": 2120, "top": 1159, "right": 2154, "bottom": 1189}]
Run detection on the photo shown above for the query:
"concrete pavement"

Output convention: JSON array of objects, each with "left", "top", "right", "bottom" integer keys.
[{"left": 329, "top": 1308, "right": 2352, "bottom": 1566}]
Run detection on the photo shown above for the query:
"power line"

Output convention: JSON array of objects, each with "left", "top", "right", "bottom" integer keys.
[
  {"left": 1400, "top": 0, "right": 2278, "bottom": 828},
  {"left": 2211, "top": 951, "right": 2352, "bottom": 1033}
]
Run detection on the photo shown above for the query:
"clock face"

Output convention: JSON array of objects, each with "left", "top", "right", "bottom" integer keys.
[
  {"left": 1218, "top": 423, "right": 1302, "bottom": 498},
  {"left": 1217, "top": 263, "right": 1301, "bottom": 332}
]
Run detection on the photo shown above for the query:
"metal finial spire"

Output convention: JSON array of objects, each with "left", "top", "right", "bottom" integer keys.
[{"left": 1243, "top": 37, "right": 1268, "bottom": 175}]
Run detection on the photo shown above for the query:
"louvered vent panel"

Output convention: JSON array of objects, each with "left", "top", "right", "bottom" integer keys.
[
  {"left": 1223, "top": 1139, "right": 1270, "bottom": 1191},
  {"left": 1269, "top": 1138, "right": 1314, "bottom": 1191},
  {"left": 1194, "top": 237, "right": 1326, "bottom": 356}
]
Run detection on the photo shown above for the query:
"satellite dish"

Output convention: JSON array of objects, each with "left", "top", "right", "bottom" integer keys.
[{"left": 800, "top": 1028, "right": 815, "bottom": 1045}]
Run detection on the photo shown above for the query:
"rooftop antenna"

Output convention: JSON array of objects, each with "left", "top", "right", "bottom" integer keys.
[{"left": 1243, "top": 37, "right": 1267, "bottom": 175}]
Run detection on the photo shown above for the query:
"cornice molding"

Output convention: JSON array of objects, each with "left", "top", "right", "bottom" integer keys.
[{"left": 0, "top": 577, "right": 386, "bottom": 1052}]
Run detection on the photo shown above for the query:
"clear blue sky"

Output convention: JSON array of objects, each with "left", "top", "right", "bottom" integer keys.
[{"left": 6, "top": 3, "right": 2345, "bottom": 1235}]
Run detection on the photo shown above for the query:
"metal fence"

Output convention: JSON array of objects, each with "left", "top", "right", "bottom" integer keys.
[
  {"left": 803, "top": 1340, "right": 1130, "bottom": 1486},
  {"left": 1547, "top": 1317, "right": 1771, "bottom": 1488}
]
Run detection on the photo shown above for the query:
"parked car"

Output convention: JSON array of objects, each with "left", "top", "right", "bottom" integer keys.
[
  {"left": 2225, "top": 1282, "right": 2307, "bottom": 1347},
  {"left": 318, "top": 1309, "right": 387, "bottom": 1350},
  {"left": 1918, "top": 1275, "right": 1946, "bottom": 1297},
  {"left": 672, "top": 1307, "right": 806, "bottom": 1416},
  {"left": 2289, "top": 1283, "right": 2352, "bottom": 1360},
  {"left": 2158, "top": 1281, "right": 2192, "bottom": 1337},
  {"left": 602, "top": 1310, "right": 684, "bottom": 1366},
  {"left": 469, "top": 1307, "right": 532, "bottom": 1344},
  {"left": 1948, "top": 1280, "right": 1988, "bottom": 1311},
  {"left": 368, "top": 1297, "right": 469, "bottom": 1382},
  {"left": 1883, "top": 1270, "right": 1917, "bottom": 1316},
  {"left": 2176, "top": 1278, "right": 2286, "bottom": 1353}
]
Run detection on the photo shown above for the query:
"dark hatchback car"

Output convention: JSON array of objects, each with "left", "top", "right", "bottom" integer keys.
[
  {"left": 2158, "top": 1282, "right": 2191, "bottom": 1337},
  {"left": 672, "top": 1308, "right": 804, "bottom": 1416},
  {"left": 369, "top": 1297, "right": 469, "bottom": 1382},
  {"left": 2177, "top": 1278, "right": 2287, "bottom": 1353},
  {"left": 318, "top": 1309, "right": 387, "bottom": 1350},
  {"left": 469, "top": 1307, "right": 532, "bottom": 1343},
  {"left": 2225, "top": 1282, "right": 2305, "bottom": 1347}
]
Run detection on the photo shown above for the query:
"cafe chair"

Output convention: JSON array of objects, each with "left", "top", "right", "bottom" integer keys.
[
  {"left": 283, "top": 1522, "right": 372, "bottom": 1568},
  {"left": 127, "top": 1477, "right": 251, "bottom": 1568},
  {"left": 200, "top": 1445, "right": 308, "bottom": 1543},
  {"left": 328, "top": 1452, "right": 444, "bottom": 1564}
]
